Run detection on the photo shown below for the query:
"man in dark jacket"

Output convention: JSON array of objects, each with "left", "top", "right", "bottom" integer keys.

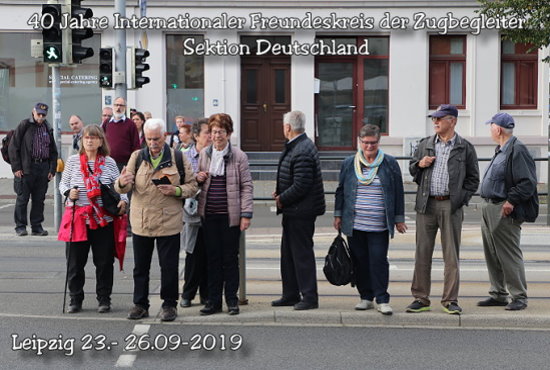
[
  {"left": 8, "top": 103, "right": 58, "bottom": 236},
  {"left": 407, "top": 104, "right": 479, "bottom": 315},
  {"left": 478, "top": 113, "right": 538, "bottom": 311},
  {"left": 272, "top": 111, "right": 325, "bottom": 310}
]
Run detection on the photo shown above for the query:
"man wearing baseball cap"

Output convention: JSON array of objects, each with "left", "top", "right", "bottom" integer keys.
[
  {"left": 407, "top": 104, "right": 479, "bottom": 315},
  {"left": 8, "top": 102, "right": 58, "bottom": 236},
  {"left": 478, "top": 112, "right": 538, "bottom": 311}
]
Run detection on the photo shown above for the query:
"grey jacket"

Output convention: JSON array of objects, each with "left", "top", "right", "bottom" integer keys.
[{"left": 409, "top": 133, "right": 479, "bottom": 214}]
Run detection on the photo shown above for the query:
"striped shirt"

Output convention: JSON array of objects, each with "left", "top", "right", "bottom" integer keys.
[
  {"left": 32, "top": 123, "right": 50, "bottom": 160},
  {"left": 206, "top": 175, "right": 228, "bottom": 215},
  {"left": 353, "top": 175, "right": 387, "bottom": 232},
  {"left": 429, "top": 135, "right": 456, "bottom": 196},
  {"left": 59, "top": 155, "right": 128, "bottom": 223},
  {"left": 184, "top": 144, "right": 199, "bottom": 174}
]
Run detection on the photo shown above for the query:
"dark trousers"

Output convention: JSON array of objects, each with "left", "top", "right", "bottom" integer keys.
[
  {"left": 280, "top": 215, "right": 319, "bottom": 304},
  {"left": 14, "top": 162, "right": 50, "bottom": 231},
  {"left": 66, "top": 222, "right": 115, "bottom": 305},
  {"left": 182, "top": 227, "right": 208, "bottom": 302},
  {"left": 132, "top": 233, "right": 180, "bottom": 309},
  {"left": 348, "top": 229, "right": 390, "bottom": 304},
  {"left": 203, "top": 214, "right": 240, "bottom": 307}
]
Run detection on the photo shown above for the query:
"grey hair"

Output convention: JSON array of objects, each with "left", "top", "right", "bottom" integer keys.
[
  {"left": 502, "top": 127, "right": 514, "bottom": 135},
  {"left": 143, "top": 118, "right": 166, "bottom": 136},
  {"left": 359, "top": 124, "right": 381, "bottom": 140},
  {"left": 191, "top": 118, "right": 209, "bottom": 142},
  {"left": 283, "top": 111, "right": 306, "bottom": 133}
]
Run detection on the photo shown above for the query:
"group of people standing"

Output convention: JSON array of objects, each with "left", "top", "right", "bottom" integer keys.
[{"left": 7, "top": 100, "right": 538, "bottom": 320}]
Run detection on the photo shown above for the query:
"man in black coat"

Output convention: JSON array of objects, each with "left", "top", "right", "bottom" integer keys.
[
  {"left": 8, "top": 103, "right": 58, "bottom": 236},
  {"left": 272, "top": 111, "right": 325, "bottom": 310}
]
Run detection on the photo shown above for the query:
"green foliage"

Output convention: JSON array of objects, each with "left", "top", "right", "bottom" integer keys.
[{"left": 478, "top": 0, "right": 550, "bottom": 62}]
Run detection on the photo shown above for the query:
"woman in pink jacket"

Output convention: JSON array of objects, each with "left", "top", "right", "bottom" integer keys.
[{"left": 196, "top": 113, "right": 253, "bottom": 316}]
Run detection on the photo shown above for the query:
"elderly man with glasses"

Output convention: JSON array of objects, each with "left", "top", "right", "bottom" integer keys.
[
  {"left": 101, "top": 97, "right": 140, "bottom": 171},
  {"left": 406, "top": 104, "right": 479, "bottom": 315}
]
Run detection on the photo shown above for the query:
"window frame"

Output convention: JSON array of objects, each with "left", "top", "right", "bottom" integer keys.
[{"left": 500, "top": 39, "right": 538, "bottom": 110}]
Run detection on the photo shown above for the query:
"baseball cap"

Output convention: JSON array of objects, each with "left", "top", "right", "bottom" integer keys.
[
  {"left": 485, "top": 112, "right": 515, "bottom": 129},
  {"left": 34, "top": 103, "right": 49, "bottom": 115},
  {"left": 428, "top": 104, "right": 458, "bottom": 118}
]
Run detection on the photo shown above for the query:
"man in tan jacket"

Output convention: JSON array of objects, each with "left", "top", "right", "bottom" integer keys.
[{"left": 116, "top": 118, "right": 197, "bottom": 322}]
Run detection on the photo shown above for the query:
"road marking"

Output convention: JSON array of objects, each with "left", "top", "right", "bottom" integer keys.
[
  {"left": 115, "top": 324, "right": 150, "bottom": 367},
  {"left": 0, "top": 204, "right": 14, "bottom": 209}
]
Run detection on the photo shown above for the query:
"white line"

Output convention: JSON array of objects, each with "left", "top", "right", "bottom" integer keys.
[
  {"left": 0, "top": 204, "right": 14, "bottom": 209},
  {"left": 115, "top": 324, "right": 151, "bottom": 367}
]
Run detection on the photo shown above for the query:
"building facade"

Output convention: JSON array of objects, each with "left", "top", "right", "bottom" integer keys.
[{"left": 0, "top": 0, "right": 548, "bottom": 180}]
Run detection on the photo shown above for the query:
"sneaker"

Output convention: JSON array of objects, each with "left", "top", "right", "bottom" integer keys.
[
  {"left": 228, "top": 305, "right": 240, "bottom": 315},
  {"left": 127, "top": 305, "right": 149, "bottom": 320},
  {"left": 16, "top": 228, "right": 28, "bottom": 236},
  {"left": 443, "top": 302, "right": 462, "bottom": 315},
  {"left": 179, "top": 299, "right": 191, "bottom": 308},
  {"left": 355, "top": 299, "right": 374, "bottom": 311},
  {"left": 31, "top": 228, "right": 48, "bottom": 236},
  {"left": 505, "top": 300, "right": 527, "bottom": 311},
  {"left": 377, "top": 303, "right": 393, "bottom": 315},
  {"left": 160, "top": 306, "right": 177, "bottom": 322},
  {"left": 67, "top": 302, "right": 82, "bottom": 314},
  {"left": 406, "top": 300, "right": 431, "bottom": 313},
  {"left": 98, "top": 304, "right": 111, "bottom": 313}
]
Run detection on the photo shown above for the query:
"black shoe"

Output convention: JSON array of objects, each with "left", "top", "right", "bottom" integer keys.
[
  {"left": 294, "top": 301, "right": 319, "bottom": 310},
  {"left": 443, "top": 302, "right": 462, "bottom": 315},
  {"left": 127, "top": 305, "right": 149, "bottom": 320},
  {"left": 271, "top": 297, "right": 300, "bottom": 307},
  {"left": 179, "top": 299, "right": 191, "bottom": 308},
  {"left": 98, "top": 304, "right": 111, "bottom": 313},
  {"left": 16, "top": 229, "right": 28, "bottom": 236},
  {"left": 200, "top": 297, "right": 208, "bottom": 305},
  {"left": 406, "top": 300, "right": 431, "bottom": 313},
  {"left": 228, "top": 305, "right": 240, "bottom": 315},
  {"left": 67, "top": 303, "right": 82, "bottom": 314},
  {"left": 31, "top": 228, "right": 48, "bottom": 236},
  {"left": 200, "top": 304, "right": 222, "bottom": 316},
  {"left": 477, "top": 297, "right": 508, "bottom": 307},
  {"left": 160, "top": 306, "right": 177, "bottom": 322},
  {"left": 505, "top": 300, "right": 527, "bottom": 311}
]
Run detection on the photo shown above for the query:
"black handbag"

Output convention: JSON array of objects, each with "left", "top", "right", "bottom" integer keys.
[
  {"left": 323, "top": 231, "right": 355, "bottom": 286},
  {"left": 100, "top": 181, "right": 121, "bottom": 216}
]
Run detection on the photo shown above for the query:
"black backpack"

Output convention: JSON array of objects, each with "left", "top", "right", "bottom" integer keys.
[
  {"left": 323, "top": 232, "right": 355, "bottom": 286},
  {"left": 1, "top": 130, "right": 15, "bottom": 164}
]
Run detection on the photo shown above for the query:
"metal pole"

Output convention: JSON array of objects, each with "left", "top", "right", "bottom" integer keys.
[
  {"left": 238, "top": 231, "right": 248, "bottom": 305},
  {"left": 115, "top": 0, "right": 127, "bottom": 101},
  {"left": 52, "top": 65, "right": 62, "bottom": 231},
  {"left": 547, "top": 120, "right": 549, "bottom": 226}
]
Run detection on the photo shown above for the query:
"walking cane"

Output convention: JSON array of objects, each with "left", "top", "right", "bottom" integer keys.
[{"left": 62, "top": 186, "right": 78, "bottom": 313}]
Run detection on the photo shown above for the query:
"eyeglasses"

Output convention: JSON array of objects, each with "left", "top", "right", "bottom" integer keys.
[
  {"left": 84, "top": 136, "right": 100, "bottom": 141},
  {"left": 211, "top": 129, "right": 227, "bottom": 136},
  {"left": 114, "top": 104, "right": 126, "bottom": 107},
  {"left": 360, "top": 140, "right": 379, "bottom": 146},
  {"left": 431, "top": 116, "right": 453, "bottom": 122}
]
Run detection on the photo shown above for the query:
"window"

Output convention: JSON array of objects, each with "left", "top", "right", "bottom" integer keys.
[
  {"left": 166, "top": 35, "right": 204, "bottom": 131},
  {"left": 501, "top": 40, "right": 538, "bottom": 109},
  {"left": 429, "top": 36, "right": 466, "bottom": 109}
]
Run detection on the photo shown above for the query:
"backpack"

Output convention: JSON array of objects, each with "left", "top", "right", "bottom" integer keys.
[
  {"left": 134, "top": 147, "right": 186, "bottom": 185},
  {"left": 323, "top": 232, "right": 355, "bottom": 286},
  {"left": 1, "top": 130, "right": 15, "bottom": 164}
]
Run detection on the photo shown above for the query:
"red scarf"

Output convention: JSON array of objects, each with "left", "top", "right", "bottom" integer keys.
[{"left": 79, "top": 153, "right": 109, "bottom": 228}]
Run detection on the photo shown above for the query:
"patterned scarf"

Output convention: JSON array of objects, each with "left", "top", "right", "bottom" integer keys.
[
  {"left": 354, "top": 149, "right": 384, "bottom": 185},
  {"left": 79, "top": 153, "right": 109, "bottom": 228}
]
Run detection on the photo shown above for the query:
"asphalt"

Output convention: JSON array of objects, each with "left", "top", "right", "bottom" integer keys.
[{"left": 0, "top": 177, "right": 549, "bottom": 330}]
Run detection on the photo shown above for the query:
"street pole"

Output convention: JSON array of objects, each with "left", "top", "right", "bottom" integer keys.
[
  {"left": 52, "top": 65, "right": 62, "bottom": 231},
  {"left": 115, "top": 0, "right": 127, "bottom": 101}
]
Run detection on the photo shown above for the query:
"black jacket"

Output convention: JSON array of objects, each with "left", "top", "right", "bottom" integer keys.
[
  {"left": 276, "top": 134, "right": 325, "bottom": 218},
  {"left": 502, "top": 136, "right": 538, "bottom": 222},
  {"left": 8, "top": 116, "right": 58, "bottom": 176}
]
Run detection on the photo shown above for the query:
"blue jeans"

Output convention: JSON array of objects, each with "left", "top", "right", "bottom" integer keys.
[{"left": 348, "top": 229, "right": 390, "bottom": 304}]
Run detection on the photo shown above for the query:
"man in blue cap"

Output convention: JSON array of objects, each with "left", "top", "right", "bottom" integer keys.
[
  {"left": 478, "top": 112, "right": 538, "bottom": 311},
  {"left": 8, "top": 102, "right": 58, "bottom": 236},
  {"left": 407, "top": 104, "right": 479, "bottom": 315}
]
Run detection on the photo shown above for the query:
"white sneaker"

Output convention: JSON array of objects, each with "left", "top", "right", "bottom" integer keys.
[
  {"left": 377, "top": 303, "right": 393, "bottom": 315},
  {"left": 355, "top": 299, "right": 374, "bottom": 310}
]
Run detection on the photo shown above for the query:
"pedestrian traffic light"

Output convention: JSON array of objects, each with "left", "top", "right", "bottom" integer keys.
[
  {"left": 99, "top": 47, "right": 113, "bottom": 88},
  {"left": 69, "top": 0, "right": 94, "bottom": 64},
  {"left": 42, "top": 3, "right": 63, "bottom": 64},
  {"left": 131, "top": 47, "right": 150, "bottom": 89}
]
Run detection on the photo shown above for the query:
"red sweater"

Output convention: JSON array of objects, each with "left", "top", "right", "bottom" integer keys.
[{"left": 102, "top": 117, "right": 140, "bottom": 165}]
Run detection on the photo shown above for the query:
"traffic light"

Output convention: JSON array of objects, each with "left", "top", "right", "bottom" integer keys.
[
  {"left": 132, "top": 47, "right": 150, "bottom": 88},
  {"left": 99, "top": 48, "right": 113, "bottom": 88},
  {"left": 42, "top": 4, "right": 63, "bottom": 63},
  {"left": 69, "top": 0, "right": 94, "bottom": 64}
]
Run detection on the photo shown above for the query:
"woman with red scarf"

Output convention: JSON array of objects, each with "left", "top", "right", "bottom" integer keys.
[{"left": 59, "top": 124, "right": 128, "bottom": 314}]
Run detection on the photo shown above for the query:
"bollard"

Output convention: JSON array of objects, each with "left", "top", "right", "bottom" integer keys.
[{"left": 238, "top": 230, "right": 248, "bottom": 305}]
